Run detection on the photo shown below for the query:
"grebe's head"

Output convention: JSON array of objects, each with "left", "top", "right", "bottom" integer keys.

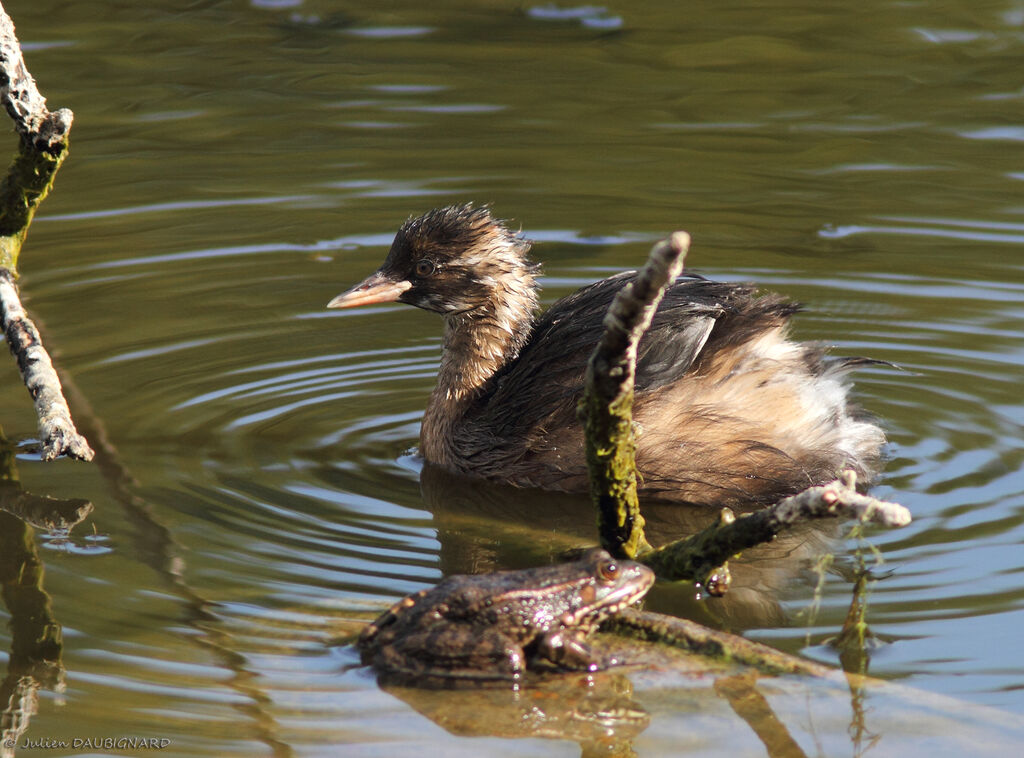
[{"left": 328, "top": 204, "right": 539, "bottom": 316}]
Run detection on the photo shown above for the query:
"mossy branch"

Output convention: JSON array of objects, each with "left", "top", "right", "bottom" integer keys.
[
  {"left": 0, "top": 3, "right": 92, "bottom": 461},
  {"left": 605, "top": 608, "right": 836, "bottom": 678},
  {"left": 0, "top": 132, "right": 67, "bottom": 271},
  {"left": 579, "top": 232, "right": 912, "bottom": 586},
  {"left": 578, "top": 231, "right": 690, "bottom": 559},
  {"left": 640, "top": 471, "right": 910, "bottom": 583}
]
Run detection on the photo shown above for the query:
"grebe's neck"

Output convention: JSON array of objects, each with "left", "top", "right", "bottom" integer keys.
[{"left": 420, "top": 274, "right": 539, "bottom": 464}]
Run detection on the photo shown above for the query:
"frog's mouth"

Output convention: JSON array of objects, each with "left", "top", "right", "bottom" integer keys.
[{"left": 561, "top": 570, "right": 655, "bottom": 628}]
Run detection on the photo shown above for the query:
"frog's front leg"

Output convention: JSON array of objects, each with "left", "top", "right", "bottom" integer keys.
[
  {"left": 535, "top": 629, "right": 617, "bottom": 671},
  {"left": 468, "top": 628, "right": 528, "bottom": 681}
]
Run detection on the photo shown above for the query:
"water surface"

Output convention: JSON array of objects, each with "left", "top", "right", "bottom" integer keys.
[{"left": 2, "top": 1, "right": 1023, "bottom": 755}]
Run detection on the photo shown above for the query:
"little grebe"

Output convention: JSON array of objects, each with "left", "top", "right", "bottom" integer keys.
[{"left": 328, "top": 205, "right": 885, "bottom": 506}]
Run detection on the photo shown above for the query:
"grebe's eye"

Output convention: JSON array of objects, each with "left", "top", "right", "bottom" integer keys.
[
  {"left": 597, "top": 559, "right": 619, "bottom": 582},
  {"left": 414, "top": 259, "right": 435, "bottom": 277}
]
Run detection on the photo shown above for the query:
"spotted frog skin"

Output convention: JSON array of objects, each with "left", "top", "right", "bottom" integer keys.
[{"left": 358, "top": 549, "right": 655, "bottom": 685}]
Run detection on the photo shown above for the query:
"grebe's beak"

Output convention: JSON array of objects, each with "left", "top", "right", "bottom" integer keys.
[{"left": 327, "top": 272, "right": 412, "bottom": 309}]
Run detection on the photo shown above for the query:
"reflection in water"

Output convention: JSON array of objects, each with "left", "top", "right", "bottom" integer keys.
[
  {"left": 714, "top": 673, "right": 808, "bottom": 758},
  {"left": 829, "top": 560, "right": 884, "bottom": 758},
  {"left": 380, "top": 672, "right": 649, "bottom": 758},
  {"left": 364, "top": 617, "right": 1024, "bottom": 758},
  {"left": 55, "top": 382, "right": 299, "bottom": 758},
  {"left": 0, "top": 488, "right": 91, "bottom": 542},
  {"left": 0, "top": 509, "right": 65, "bottom": 758},
  {"left": 0, "top": 440, "right": 75, "bottom": 758}
]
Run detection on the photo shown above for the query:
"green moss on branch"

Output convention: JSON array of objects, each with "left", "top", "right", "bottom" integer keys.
[
  {"left": 606, "top": 608, "right": 837, "bottom": 678},
  {"left": 578, "top": 232, "right": 690, "bottom": 559},
  {"left": 0, "top": 135, "right": 67, "bottom": 271},
  {"left": 639, "top": 471, "right": 910, "bottom": 582}
]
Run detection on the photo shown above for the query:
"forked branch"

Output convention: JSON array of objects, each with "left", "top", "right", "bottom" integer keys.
[{"left": 579, "top": 233, "right": 911, "bottom": 585}]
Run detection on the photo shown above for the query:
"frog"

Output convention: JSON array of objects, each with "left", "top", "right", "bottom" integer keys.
[{"left": 357, "top": 548, "right": 655, "bottom": 686}]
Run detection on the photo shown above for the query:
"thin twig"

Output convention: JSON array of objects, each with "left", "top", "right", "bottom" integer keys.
[{"left": 641, "top": 470, "right": 910, "bottom": 582}]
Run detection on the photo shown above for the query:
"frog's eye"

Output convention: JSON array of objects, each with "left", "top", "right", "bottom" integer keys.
[
  {"left": 414, "top": 259, "right": 436, "bottom": 277},
  {"left": 597, "top": 559, "right": 619, "bottom": 582}
]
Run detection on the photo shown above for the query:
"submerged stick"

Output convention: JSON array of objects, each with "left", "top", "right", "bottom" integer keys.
[
  {"left": 606, "top": 608, "right": 836, "bottom": 678},
  {"left": 578, "top": 232, "right": 690, "bottom": 559},
  {"left": 0, "top": 3, "right": 92, "bottom": 461}
]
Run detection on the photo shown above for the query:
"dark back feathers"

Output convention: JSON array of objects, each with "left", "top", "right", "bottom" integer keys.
[{"left": 472, "top": 273, "right": 794, "bottom": 442}]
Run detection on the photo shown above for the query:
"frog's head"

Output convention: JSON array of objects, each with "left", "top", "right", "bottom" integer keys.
[{"left": 559, "top": 549, "right": 655, "bottom": 630}]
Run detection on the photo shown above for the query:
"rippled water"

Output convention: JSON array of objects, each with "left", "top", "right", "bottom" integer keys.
[{"left": 2, "top": 0, "right": 1023, "bottom": 755}]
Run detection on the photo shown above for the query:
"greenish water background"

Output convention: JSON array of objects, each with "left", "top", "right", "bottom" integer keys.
[{"left": 1, "top": 0, "right": 1023, "bottom": 755}]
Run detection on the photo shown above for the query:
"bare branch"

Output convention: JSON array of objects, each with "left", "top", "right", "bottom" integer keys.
[
  {"left": 0, "top": 3, "right": 73, "bottom": 151},
  {"left": 1, "top": 271, "right": 93, "bottom": 460}
]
